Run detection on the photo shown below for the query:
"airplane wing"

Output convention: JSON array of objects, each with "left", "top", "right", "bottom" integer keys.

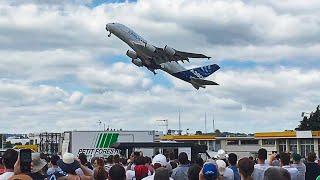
[{"left": 153, "top": 46, "right": 211, "bottom": 64}]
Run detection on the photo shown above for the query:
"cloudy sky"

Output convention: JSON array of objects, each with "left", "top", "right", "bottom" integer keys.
[{"left": 1, "top": 0, "right": 320, "bottom": 134}]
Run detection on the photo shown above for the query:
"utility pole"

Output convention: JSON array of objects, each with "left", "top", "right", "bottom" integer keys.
[
  {"left": 178, "top": 109, "right": 181, "bottom": 135},
  {"left": 205, "top": 112, "right": 207, "bottom": 134},
  {"left": 212, "top": 112, "right": 215, "bottom": 133}
]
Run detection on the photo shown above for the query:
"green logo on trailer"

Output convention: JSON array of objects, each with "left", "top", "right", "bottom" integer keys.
[{"left": 96, "top": 133, "right": 119, "bottom": 148}]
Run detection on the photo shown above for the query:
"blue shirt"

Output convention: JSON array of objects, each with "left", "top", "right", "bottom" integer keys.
[
  {"left": 171, "top": 164, "right": 190, "bottom": 180},
  {"left": 229, "top": 165, "right": 240, "bottom": 180}
]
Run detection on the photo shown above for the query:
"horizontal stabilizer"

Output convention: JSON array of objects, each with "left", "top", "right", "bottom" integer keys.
[{"left": 190, "top": 77, "right": 219, "bottom": 86}]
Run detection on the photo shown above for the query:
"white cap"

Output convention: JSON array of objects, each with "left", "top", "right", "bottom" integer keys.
[
  {"left": 215, "top": 149, "right": 228, "bottom": 159},
  {"left": 216, "top": 160, "right": 226, "bottom": 175},
  {"left": 152, "top": 154, "right": 167, "bottom": 166},
  {"left": 63, "top": 153, "right": 75, "bottom": 164}
]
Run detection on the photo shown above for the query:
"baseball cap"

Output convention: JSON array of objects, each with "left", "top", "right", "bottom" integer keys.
[
  {"left": 152, "top": 154, "right": 167, "bottom": 166},
  {"left": 203, "top": 163, "right": 218, "bottom": 175}
]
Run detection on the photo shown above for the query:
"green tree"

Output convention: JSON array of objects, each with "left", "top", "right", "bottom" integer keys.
[
  {"left": 214, "top": 129, "right": 222, "bottom": 137},
  {"left": 296, "top": 105, "right": 320, "bottom": 131}
]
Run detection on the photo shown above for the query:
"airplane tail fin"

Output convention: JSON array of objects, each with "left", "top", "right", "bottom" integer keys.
[
  {"left": 188, "top": 64, "right": 220, "bottom": 78},
  {"left": 188, "top": 64, "right": 220, "bottom": 89}
]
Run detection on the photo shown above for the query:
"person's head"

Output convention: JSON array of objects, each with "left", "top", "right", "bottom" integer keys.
[
  {"left": 202, "top": 162, "right": 218, "bottom": 180},
  {"left": 154, "top": 167, "right": 170, "bottom": 180},
  {"left": 2, "top": 149, "right": 18, "bottom": 169},
  {"left": 238, "top": 157, "right": 254, "bottom": 179},
  {"left": 228, "top": 153, "right": 237, "bottom": 166},
  {"left": 120, "top": 158, "right": 128, "bottom": 166},
  {"left": 216, "top": 160, "right": 227, "bottom": 176},
  {"left": 263, "top": 167, "right": 290, "bottom": 180},
  {"left": 107, "top": 155, "right": 114, "bottom": 164},
  {"left": 78, "top": 153, "right": 88, "bottom": 165},
  {"left": 279, "top": 152, "right": 290, "bottom": 166},
  {"left": 170, "top": 161, "right": 177, "bottom": 169},
  {"left": 50, "top": 154, "right": 60, "bottom": 166},
  {"left": 94, "top": 158, "right": 105, "bottom": 167},
  {"left": 188, "top": 164, "right": 201, "bottom": 180},
  {"left": 292, "top": 153, "right": 302, "bottom": 163},
  {"left": 31, "top": 152, "right": 47, "bottom": 174},
  {"left": 114, "top": 154, "right": 120, "bottom": 164},
  {"left": 90, "top": 157, "right": 99, "bottom": 167},
  {"left": 144, "top": 156, "right": 151, "bottom": 165},
  {"left": 135, "top": 156, "right": 145, "bottom": 165},
  {"left": 109, "top": 164, "right": 126, "bottom": 180},
  {"left": 94, "top": 166, "right": 108, "bottom": 180},
  {"left": 216, "top": 149, "right": 227, "bottom": 160},
  {"left": 195, "top": 157, "right": 204, "bottom": 167},
  {"left": 257, "top": 148, "right": 267, "bottom": 161},
  {"left": 307, "top": 152, "right": 317, "bottom": 162},
  {"left": 152, "top": 154, "right": 167, "bottom": 170},
  {"left": 178, "top": 152, "right": 189, "bottom": 165}
]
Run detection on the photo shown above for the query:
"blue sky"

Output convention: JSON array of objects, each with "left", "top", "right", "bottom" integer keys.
[{"left": 0, "top": 0, "right": 320, "bottom": 133}]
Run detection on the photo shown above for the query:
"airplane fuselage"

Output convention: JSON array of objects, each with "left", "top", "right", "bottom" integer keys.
[{"left": 106, "top": 23, "right": 187, "bottom": 79}]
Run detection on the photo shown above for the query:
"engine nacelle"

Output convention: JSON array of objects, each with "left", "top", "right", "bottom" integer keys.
[
  {"left": 145, "top": 43, "right": 156, "bottom": 53},
  {"left": 126, "top": 50, "right": 138, "bottom": 59},
  {"left": 164, "top": 45, "right": 175, "bottom": 56},
  {"left": 131, "top": 59, "right": 143, "bottom": 67}
]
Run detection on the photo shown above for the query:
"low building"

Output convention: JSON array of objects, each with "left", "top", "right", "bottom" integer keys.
[
  {"left": 255, "top": 130, "right": 320, "bottom": 158},
  {"left": 161, "top": 130, "right": 320, "bottom": 159},
  {"left": 160, "top": 134, "right": 215, "bottom": 151}
]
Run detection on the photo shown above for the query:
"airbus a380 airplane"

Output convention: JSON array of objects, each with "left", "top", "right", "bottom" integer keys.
[{"left": 106, "top": 23, "right": 220, "bottom": 89}]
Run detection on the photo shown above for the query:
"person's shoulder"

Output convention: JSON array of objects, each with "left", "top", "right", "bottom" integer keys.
[
  {"left": 0, "top": 172, "right": 14, "bottom": 179},
  {"left": 142, "top": 175, "right": 154, "bottom": 180},
  {"left": 9, "top": 174, "right": 32, "bottom": 180}
]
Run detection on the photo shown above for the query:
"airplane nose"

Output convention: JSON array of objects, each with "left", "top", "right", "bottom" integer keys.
[{"left": 106, "top": 24, "right": 109, "bottom": 31}]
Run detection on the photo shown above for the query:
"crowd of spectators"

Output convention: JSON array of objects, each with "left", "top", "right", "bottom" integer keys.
[{"left": 0, "top": 148, "right": 320, "bottom": 180}]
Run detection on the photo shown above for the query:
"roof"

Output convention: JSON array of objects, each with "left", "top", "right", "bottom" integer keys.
[
  {"left": 160, "top": 134, "right": 215, "bottom": 141},
  {"left": 254, "top": 130, "right": 320, "bottom": 139}
]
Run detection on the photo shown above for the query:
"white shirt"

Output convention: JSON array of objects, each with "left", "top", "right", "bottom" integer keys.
[
  {"left": 282, "top": 165, "right": 299, "bottom": 180},
  {"left": 252, "top": 163, "right": 269, "bottom": 180},
  {"left": 0, "top": 172, "right": 14, "bottom": 180},
  {"left": 291, "top": 163, "right": 306, "bottom": 180},
  {"left": 142, "top": 174, "right": 174, "bottom": 180},
  {"left": 126, "top": 170, "right": 135, "bottom": 180}
]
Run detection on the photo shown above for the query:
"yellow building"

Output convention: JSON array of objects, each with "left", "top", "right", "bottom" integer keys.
[
  {"left": 161, "top": 134, "right": 216, "bottom": 151},
  {"left": 255, "top": 130, "right": 320, "bottom": 157},
  {"left": 161, "top": 130, "right": 320, "bottom": 158}
]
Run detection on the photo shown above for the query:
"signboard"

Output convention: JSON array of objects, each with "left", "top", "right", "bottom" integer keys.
[
  {"left": 296, "top": 131, "right": 312, "bottom": 138},
  {"left": 69, "top": 131, "right": 155, "bottom": 159},
  {"left": 72, "top": 132, "right": 120, "bottom": 159}
]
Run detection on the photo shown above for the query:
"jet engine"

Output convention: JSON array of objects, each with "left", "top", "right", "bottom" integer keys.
[
  {"left": 131, "top": 59, "right": 143, "bottom": 67},
  {"left": 145, "top": 43, "right": 156, "bottom": 53},
  {"left": 164, "top": 45, "right": 175, "bottom": 56},
  {"left": 126, "top": 50, "right": 138, "bottom": 59}
]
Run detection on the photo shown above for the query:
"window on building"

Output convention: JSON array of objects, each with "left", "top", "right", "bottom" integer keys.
[
  {"left": 289, "top": 139, "right": 297, "bottom": 153},
  {"left": 318, "top": 139, "right": 320, "bottom": 158},
  {"left": 262, "top": 139, "right": 275, "bottom": 145},
  {"left": 215, "top": 140, "right": 221, "bottom": 151},
  {"left": 227, "top": 140, "right": 239, "bottom": 145},
  {"left": 200, "top": 141, "right": 206, "bottom": 145},
  {"left": 241, "top": 140, "right": 258, "bottom": 145},
  {"left": 300, "top": 139, "right": 314, "bottom": 158},
  {"left": 208, "top": 141, "right": 214, "bottom": 151},
  {"left": 278, "top": 139, "right": 286, "bottom": 153}
]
